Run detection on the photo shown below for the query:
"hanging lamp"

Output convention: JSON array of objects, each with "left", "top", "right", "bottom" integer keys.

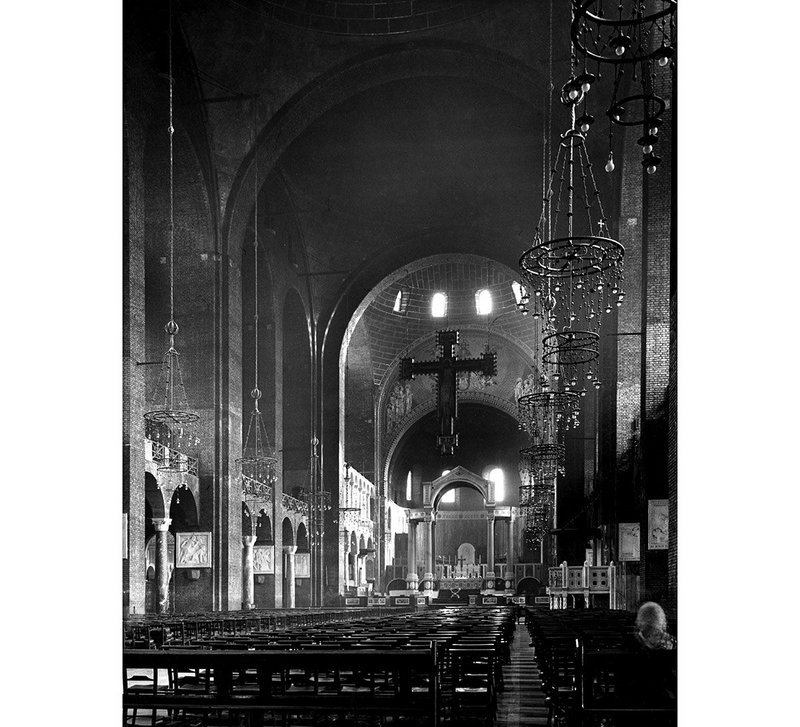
[
  {"left": 236, "top": 102, "right": 278, "bottom": 487},
  {"left": 144, "top": 2, "right": 199, "bottom": 474}
]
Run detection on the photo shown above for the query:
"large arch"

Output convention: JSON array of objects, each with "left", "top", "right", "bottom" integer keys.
[
  {"left": 428, "top": 466, "right": 494, "bottom": 510},
  {"left": 223, "top": 41, "right": 545, "bottom": 258}
]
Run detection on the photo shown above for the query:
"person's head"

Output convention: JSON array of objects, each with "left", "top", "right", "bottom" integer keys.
[{"left": 636, "top": 601, "right": 668, "bottom": 635}]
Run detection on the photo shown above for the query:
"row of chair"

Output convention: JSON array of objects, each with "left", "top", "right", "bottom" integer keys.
[
  {"left": 526, "top": 608, "right": 677, "bottom": 727},
  {"left": 124, "top": 607, "right": 401, "bottom": 649},
  {"left": 124, "top": 605, "right": 517, "bottom": 726}
]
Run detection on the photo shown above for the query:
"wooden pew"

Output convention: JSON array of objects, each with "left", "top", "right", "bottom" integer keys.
[
  {"left": 579, "top": 649, "right": 677, "bottom": 726},
  {"left": 124, "top": 646, "right": 438, "bottom": 726}
]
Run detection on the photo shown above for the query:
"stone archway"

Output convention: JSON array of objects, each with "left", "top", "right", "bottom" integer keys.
[{"left": 428, "top": 466, "right": 494, "bottom": 509}]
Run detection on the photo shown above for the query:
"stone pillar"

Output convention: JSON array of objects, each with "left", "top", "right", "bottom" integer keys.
[
  {"left": 152, "top": 518, "right": 172, "bottom": 614},
  {"left": 242, "top": 535, "right": 258, "bottom": 610},
  {"left": 424, "top": 517, "right": 434, "bottom": 574},
  {"left": 406, "top": 520, "right": 418, "bottom": 591},
  {"left": 506, "top": 519, "right": 514, "bottom": 567},
  {"left": 486, "top": 514, "right": 495, "bottom": 575},
  {"left": 283, "top": 545, "right": 297, "bottom": 608}
]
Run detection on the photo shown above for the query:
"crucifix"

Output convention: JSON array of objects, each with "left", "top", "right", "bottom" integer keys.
[{"left": 399, "top": 330, "right": 497, "bottom": 455}]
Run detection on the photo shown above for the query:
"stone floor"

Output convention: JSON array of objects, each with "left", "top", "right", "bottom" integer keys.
[{"left": 494, "top": 623, "right": 549, "bottom": 726}]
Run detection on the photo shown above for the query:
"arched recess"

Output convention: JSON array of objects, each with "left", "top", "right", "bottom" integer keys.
[
  {"left": 296, "top": 522, "right": 309, "bottom": 553},
  {"left": 256, "top": 511, "right": 273, "bottom": 543},
  {"left": 169, "top": 488, "right": 199, "bottom": 533},
  {"left": 145, "top": 472, "right": 165, "bottom": 544},
  {"left": 282, "top": 289, "right": 312, "bottom": 492},
  {"left": 282, "top": 517, "right": 295, "bottom": 547}
]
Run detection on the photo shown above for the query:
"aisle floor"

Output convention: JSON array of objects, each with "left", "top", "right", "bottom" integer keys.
[{"left": 493, "top": 622, "right": 549, "bottom": 726}]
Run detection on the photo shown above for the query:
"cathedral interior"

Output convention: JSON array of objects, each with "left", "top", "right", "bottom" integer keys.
[
  {"left": 8, "top": 1, "right": 799, "bottom": 725},
  {"left": 123, "top": 0, "right": 678, "bottom": 620}
]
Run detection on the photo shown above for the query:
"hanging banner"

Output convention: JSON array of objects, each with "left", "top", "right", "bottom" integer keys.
[
  {"left": 648, "top": 499, "right": 669, "bottom": 550},
  {"left": 618, "top": 523, "right": 641, "bottom": 561},
  {"left": 295, "top": 552, "right": 310, "bottom": 578},
  {"left": 253, "top": 545, "right": 274, "bottom": 574}
]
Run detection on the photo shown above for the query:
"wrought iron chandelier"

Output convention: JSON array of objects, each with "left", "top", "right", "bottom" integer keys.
[
  {"left": 517, "top": 391, "right": 581, "bottom": 440},
  {"left": 144, "top": 5, "right": 199, "bottom": 474},
  {"left": 570, "top": 0, "right": 676, "bottom": 175},
  {"left": 236, "top": 102, "right": 278, "bottom": 486},
  {"left": 519, "top": 443, "right": 565, "bottom": 483},
  {"left": 519, "top": 56, "right": 625, "bottom": 386}
]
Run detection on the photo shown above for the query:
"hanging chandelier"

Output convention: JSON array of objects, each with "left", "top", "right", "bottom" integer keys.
[
  {"left": 519, "top": 479, "right": 555, "bottom": 542},
  {"left": 519, "top": 56, "right": 625, "bottom": 385},
  {"left": 144, "top": 5, "right": 199, "bottom": 474},
  {"left": 570, "top": 0, "right": 676, "bottom": 175},
  {"left": 519, "top": 444, "right": 565, "bottom": 483},
  {"left": 517, "top": 391, "right": 581, "bottom": 440},
  {"left": 236, "top": 102, "right": 278, "bottom": 487}
]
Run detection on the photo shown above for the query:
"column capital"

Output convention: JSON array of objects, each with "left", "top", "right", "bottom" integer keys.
[
  {"left": 283, "top": 545, "right": 298, "bottom": 555},
  {"left": 152, "top": 517, "right": 172, "bottom": 532},
  {"left": 242, "top": 535, "right": 258, "bottom": 547}
]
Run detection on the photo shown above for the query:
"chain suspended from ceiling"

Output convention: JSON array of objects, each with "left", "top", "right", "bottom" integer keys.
[
  {"left": 144, "top": 0, "right": 200, "bottom": 474},
  {"left": 236, "top": 100, "right": 278, "bottom": 487}
]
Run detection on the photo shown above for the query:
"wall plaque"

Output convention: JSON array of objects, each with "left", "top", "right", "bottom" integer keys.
[
  {"left": 618, "top": 523, "right": 641, "bottom": 562},
  {"left": 647, "top": 499, "right": 669, "bottom": 550},
  {"left": 394, "top": 597, "right": 410, "bottom": 605},
  {"left": 295, "top": 552, "right": 310, "bottom": 578},
  {"left": 253, "top": 545, "right": 274, "bottom": 574},
  {"left": 175, "top": 532, "right": 212, "bottom": 568}
]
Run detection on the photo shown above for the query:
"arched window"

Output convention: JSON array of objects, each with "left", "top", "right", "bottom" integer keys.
[
  {"left": 406, "top": 471, "right": 412, "bottom": 501},
  {"left": 489, "top": 467, "right": 505, "bottom": 502},
  {"left": 440, "top": 470, "right": 455, "bottom": 503},
  {"left": 393, "top": 288, "right": 409, "bottom": 314},
  {"left": 475, "top": 288, "right": 492, "bottom": 315},
  {"left": 431, "top": 292, "right": 447, "bottom": 318}
]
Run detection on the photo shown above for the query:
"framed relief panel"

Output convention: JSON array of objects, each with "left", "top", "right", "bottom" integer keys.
[
  {"left": 175, "top": 532, "right": 212, "bottom": 568},
  {"left": 253, "top": 545, "right": 274, "bottom": 574}
]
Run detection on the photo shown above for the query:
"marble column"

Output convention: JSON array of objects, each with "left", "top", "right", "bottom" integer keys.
[
  {"left": 283, "top": 545, "right": 297, "bottom": 608},
  {"left": 424, "top": 517, "right": 434, "bottom": 575},
  {"left": 406, "top": 520, "right": 418, "bottom": 591},
  {"left": 242, "top": 535, "right": 258, "bottom": 610},
  {"left": 152, "top": 517, "right": 172, "bottom": 614},
  {"left": 486, "top": 514, "right": 496, "bottom": 576}
]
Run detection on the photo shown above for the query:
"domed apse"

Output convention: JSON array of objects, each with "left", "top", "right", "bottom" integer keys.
[{"left": 387, "top": 403, "right": 528, "bottom": 507}]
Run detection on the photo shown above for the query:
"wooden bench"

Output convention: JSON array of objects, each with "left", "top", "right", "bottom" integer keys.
[
  {"left": 579, "top": 649, "right": 677, "bottom": 726},
  {"left": 124, "top": 646, "right": 438, "bottom": 726}
]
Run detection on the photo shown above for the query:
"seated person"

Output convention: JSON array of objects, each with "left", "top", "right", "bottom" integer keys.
[{"left": 634, "top": 601, "right": 675, "bottom": 650}]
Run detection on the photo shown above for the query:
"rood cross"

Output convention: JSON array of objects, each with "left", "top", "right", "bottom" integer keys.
[{"left": 399, "top": 330, "right": 497, "bottom": 455}]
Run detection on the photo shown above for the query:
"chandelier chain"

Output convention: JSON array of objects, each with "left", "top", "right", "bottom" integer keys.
[
  {"left": 252, "top": 100, "right": 260, "bottom": 399},
  {"left": 168, "top": 0, "right": 175, "bottom": 337}
]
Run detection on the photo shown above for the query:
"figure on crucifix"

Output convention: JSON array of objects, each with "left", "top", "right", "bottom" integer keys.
[{"left": 399, "top": 330, "right": 497, "bottom": 455}]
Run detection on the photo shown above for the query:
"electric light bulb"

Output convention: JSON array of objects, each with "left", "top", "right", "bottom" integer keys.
[
  {"left": 658, "top": 56, "right": 670, "bottom": 67},
  {"left": 569, "top": 88, "right": 579, "bottom": 100},
  {"left": 605, "top": 305, "right": 612, "bottom": 313},
  {"left": 586, "top": 371, "right": 593, "bottom": 380},
  {"left": 643, "top": 144, "right": 653, "bottom": 154},
  {"left": 581, "top": 81, "right": 591, "bottom": 92},
  {"left": 616, "top": 300, "right": 623, "bottom": 307},
  {"left": 611, "top": 287, "right": 619, "bottom": 294},
  {"left": 605, "top": 153, "right": 615, "bottom": 173},
  {"left": 647, "top": 165, "right": 657, "bottom": 174},
  {"left": 649, "top": 125, "right": 659, "bottom": 136},
  {"left": 615, "top": 46, "right": 625, "bottom": 56},
  {"left": 554, "top": 284, "right": 561, "bottom": 292},
  {"left": 581, "top": 122, "right": 590, "bottom": 133}
]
